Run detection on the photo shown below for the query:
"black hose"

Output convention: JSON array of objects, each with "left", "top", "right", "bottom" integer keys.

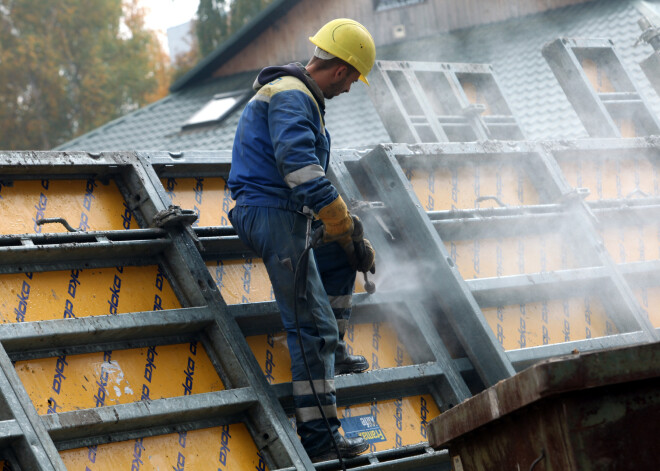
[
  {"left": 294, "top": 240, "right": 347, "bottom": 471},
  {"left": 528, "top": 450, "right": 545, "bottom": 471}
]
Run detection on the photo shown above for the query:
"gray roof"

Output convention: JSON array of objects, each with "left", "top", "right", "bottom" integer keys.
[{"left": 58, "top": 0, "right": 660, "bottom": 152}]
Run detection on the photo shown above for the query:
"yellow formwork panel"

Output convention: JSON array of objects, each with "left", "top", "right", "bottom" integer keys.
[
  {"left": 0, "top": 461, "right": 8, "bottom": 471},
  {"left": 162, "top": 177, "right": 234, "bottom": 227},
  {"left": 0, "top": 179, "right": 134, "bottom": 234},
  {"left": 482, "top": 296, "right": 617, "bottom": 350},
  {"left": 207, "top": 259, "right": 274, "bottom": 304},
  {"left": 247, "top": 322, "right": 413, "bottom": 384},
  {"left": 406, "top": 164, "right": 539, "bottom": 211},
  {"left": 16, "top": 342, "right": 223, "bottom": 414},
  {"left": 560, "top": 157, "right": 658, "bottom": 201},
  {"left": 339, "top": 394, "right": 440, "bottom": 453},
  {"left": 581, "top": 58, "right": 636, "bottom": 138},
  {"left": 634, "top": 286, "right": 660, "bottom": 328},
  {"left": 60, "top": 423, "right": 267, "bottom": 470},
  {"left": 207, "top": 259, "right": 367, "bottom": 305},
  {"left": 599, "top": 224, "right": 660, "bottom": 264},
  {"left": 0, "top": 265, "right": 180, "bottom": 323},
  {"left": 445, "top": 234, "right": 579, "bottom": 279},
  {"left": 461, "top": 81, "right": 492, "bottom": 116}
]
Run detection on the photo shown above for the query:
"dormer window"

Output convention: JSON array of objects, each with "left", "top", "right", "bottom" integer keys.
[{"left": 182, "top": 90, "right": 250, "bottom": 129}]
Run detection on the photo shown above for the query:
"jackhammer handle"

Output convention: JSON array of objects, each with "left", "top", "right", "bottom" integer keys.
[{"left": 351, "top": 216, "right": 368, "bottom": 262}]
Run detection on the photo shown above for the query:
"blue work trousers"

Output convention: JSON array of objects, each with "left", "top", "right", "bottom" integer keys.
[{"left": 229, "top": 205, "right": 355, "bottom": 456}]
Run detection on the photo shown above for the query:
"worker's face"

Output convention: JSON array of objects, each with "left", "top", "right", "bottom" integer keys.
[{"left": 324, "top": 66, "right": 360, "bottom": 99}]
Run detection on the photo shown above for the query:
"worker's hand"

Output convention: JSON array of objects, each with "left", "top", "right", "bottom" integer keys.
[
  {"left": 317, "top": 196, "right": 354, "bottom": 246},
  {"left": 355, "top": 238, "right": 376, "bottom": 274},
  {"left": 349, "top": 216, "right": 376, "bottom": 274}
]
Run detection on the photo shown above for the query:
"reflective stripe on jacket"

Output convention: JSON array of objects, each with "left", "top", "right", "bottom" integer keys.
[{"left": 228, "top": 74, "right": 338, "bottom": 213}]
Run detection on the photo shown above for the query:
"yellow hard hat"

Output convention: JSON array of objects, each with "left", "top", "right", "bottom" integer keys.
[{"left": 309, "top": 18, "right": 376, "bottom": 85}]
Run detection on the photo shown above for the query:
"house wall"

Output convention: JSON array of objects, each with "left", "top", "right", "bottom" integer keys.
[{"left": 212, "top": 0, "right": 592, "bottom": 78}]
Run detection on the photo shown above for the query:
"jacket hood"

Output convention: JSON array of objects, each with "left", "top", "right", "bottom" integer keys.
[{"left": 253, "top": 62, "right": 325, "bottom": 113}]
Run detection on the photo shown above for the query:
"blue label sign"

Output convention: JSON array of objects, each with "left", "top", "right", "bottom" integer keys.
[{"left": 340, "top": 414, "right": 386, "bottom": 443}]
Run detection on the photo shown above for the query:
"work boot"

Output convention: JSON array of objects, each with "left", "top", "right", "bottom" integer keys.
[
  {"left": 335, "top": 342, "right": 369, "bottom": 375},
  {"left": 309, "top": 434, "right": 369, "bottom": 463},
  {"left": 335, "top": 318, "right": 369, "bottom": 375}
]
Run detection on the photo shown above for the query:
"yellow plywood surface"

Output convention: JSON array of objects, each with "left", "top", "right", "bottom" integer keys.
[
  {"left": 560, "top": 158, "right": 658, "bottom": 201},
  {"left": 339, "top": 395, "right": 440, "bottom": 453},
  {"left": 634, "top": 286, "right": 660, "bottom": 328},
  {"left": 16, "top": 342, "right": 223, "bottom": 414},
  {"left": 581, "top": 58, "right": 636, "bottom": 138},
  {"left": 445, "top": 234, "right": 579, "bottom": 279},
  {"left": 0, "top": 179, "right": 134, "bottom": 234},
  {"left": 482, "top": 296, "right": 617, "bottom": 350},
  {"left": 60, "top": 424, "right": 266, "bottom": 470},
  {"left": 208, "top": 259, "right": 274, "bottom": 304},
  {"left": 247, "top": 322, "right": 413, "bottom": 384},
  {"left": 207, "top": 259, "right": 366, "bottom": 305},
  {"left": 600, "top": 224, "right": 660, "bottom": 264},
  {"left": 163, "top": 177, "right": 234, "bottom": 227},
  {"left": 461, "top": 81, "right": 492, "bottom": 116},
  {"left": 406, "top": 164, "right": 539, "bottom": 211},
  {"left": 0, "top": 266, "right": 180, "bottom": 323}
]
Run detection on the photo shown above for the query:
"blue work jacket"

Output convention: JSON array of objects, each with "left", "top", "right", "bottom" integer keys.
[{"left": 228, "top": 63, "right": 338, "bottom": 214}]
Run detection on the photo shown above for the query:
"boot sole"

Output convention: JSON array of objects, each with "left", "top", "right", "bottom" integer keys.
[
  {"left": 334, "top": 362, "right": 369, "bottom": 375},
  {"left": 310, "top": 441, "right": 369, "bottom": 462}
]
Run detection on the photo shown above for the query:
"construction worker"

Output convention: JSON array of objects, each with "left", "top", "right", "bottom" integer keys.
[{"left": 228, "top": 18, "right": 376, "bottom": 462}]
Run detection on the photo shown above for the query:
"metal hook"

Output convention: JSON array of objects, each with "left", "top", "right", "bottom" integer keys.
[{"left": 36, "top": 218, "right": 78, "bottom": 232}]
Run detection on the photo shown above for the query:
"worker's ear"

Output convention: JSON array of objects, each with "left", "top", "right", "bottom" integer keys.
[{"left": 333, "top": 63, "right": 349, "bottom": 81}]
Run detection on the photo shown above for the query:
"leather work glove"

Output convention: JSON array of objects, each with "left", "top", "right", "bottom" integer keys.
[
  {"left": 317, "top": 197, "right": 376, "bottom": 273},
  {"left": 351, "top": 217, "right": 376, "bottom": 274},
  {"left": 316, "top": 196, "right": 354, "bottom": 247}
]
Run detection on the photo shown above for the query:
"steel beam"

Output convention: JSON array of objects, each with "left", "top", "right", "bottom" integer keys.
[
  {"left": 347, "top": 145, "right": 515, "bottom": 385},
  {"left": 133, "top": 154, "right": 313, "bottom": 469},
  {"left": 279, "top": 445, "right": 451, "bottom": 471},
  {"left": 329, "top": 149, "right": 477, "bottom": 407},
  {"left": 44, "top": 388, "right": 257, "bottom": 448},
  {"left": 0, "top": 420, "right": 23, "bottom": 446},
  {"left": 0, "top": 307, "right": 213, "bottom": 361},
  {"left": 0, "top": 345, "right": 66, "bottom": 470}
]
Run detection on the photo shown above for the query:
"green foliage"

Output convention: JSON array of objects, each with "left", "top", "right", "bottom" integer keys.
[
  {"left": 0, "top": 0, "right": 169, "bottom": 150},
  {"left": 194, "top": 0, "right": 274, "bottom": 57}
]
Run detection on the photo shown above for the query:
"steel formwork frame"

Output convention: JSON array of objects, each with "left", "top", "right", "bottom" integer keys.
[
  {"left": 638, "top": 16, "right": 660, "bottom": 97},
  {"left": 365, "top": 61, "right": 525, "bottom": 144},
  {"left": 0, "top": 138, "right": 659, "bottom": 470},
  {"left": 543, "top": 37, "right": 660, "bottom": 138},
  {"left": 0, "top": 152, "right": 313, "bottom": 470}
]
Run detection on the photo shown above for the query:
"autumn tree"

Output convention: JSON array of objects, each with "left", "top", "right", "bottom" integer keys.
[{"left": 0, "top": 0, "right": 169, "bottom": 150}]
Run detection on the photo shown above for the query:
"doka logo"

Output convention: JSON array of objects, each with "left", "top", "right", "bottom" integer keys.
[
  {"left": 14, "top": 279, "right": 31, "bottom": 322},
  {"left": 193, "top": 177, "right": 204, "bottom": 227},
  {"left": 182, "top": 342, "right": 197, "bottom": 396},
  {"left": 32, "top": 190, "right": 48, "bottom": 233},
  {"left": 108, "top": 266, "right": 123, "bottom": 315},
  {"left": 394, "top": 397, "right": 403, "bottom": 448},
  {"left": 420, "top": 397, "right": 430, "bottom": 438},
  {"left": 94, "top": 352, "right": 113, "bottom": 407},
  {"left": 218, "top": 424, "right": 231, "bottom": 468},
  {"left": 144, "top": 345, "right": 157, "bottom": 383},
  {"left": 121, "top": 201, "right": 133, "bottom": 229},
  {"left": 265, "top": 333, "right": 276, "bottom": 384},
  {"left": 172, "top": 431, "right": 187, "bottom": 471},
  {"left": 131, "top": 437, "right": 145, "bottom": 470},
  {"left": 51, "top": 354, "right": 68, "bottom": 395}
]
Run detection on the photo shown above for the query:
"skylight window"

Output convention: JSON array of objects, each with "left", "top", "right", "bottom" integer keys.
[
  {"left": 374, "top": 0, "right": 426, "bottom": 12},
  {"left": 183, "top": 91, "right": 249, "bottom": 129}
]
